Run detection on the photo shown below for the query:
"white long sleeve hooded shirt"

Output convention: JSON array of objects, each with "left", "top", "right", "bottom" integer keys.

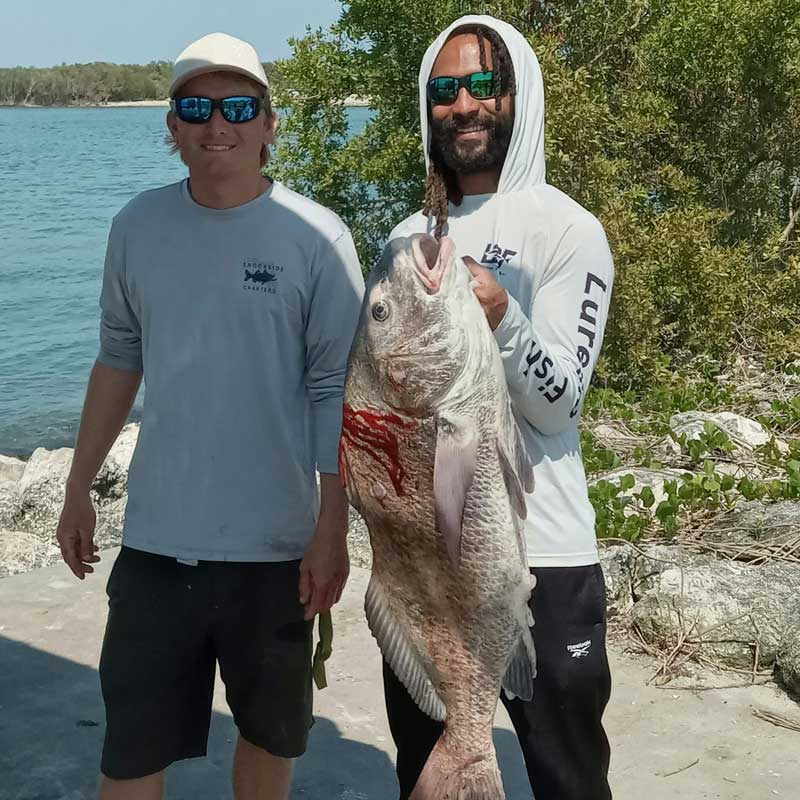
[{"left": 391, "top": 15, "right": 615, "bottom": 568}]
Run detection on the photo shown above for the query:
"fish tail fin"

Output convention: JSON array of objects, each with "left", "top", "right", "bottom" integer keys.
[
  {"left": 244, "top": 270, "right": 252, "bottom": 281},
  {"left": 410, "top": 735, "right": 504, "bottom": 800}
]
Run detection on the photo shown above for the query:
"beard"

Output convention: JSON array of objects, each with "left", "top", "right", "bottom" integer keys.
[{"left": 430, "top": 110, "right": 513, "bottom": 176}]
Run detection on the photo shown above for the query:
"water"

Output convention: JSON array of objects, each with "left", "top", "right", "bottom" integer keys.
[{"left": 0, "top": 106, "right": 373, "bottom": 457}]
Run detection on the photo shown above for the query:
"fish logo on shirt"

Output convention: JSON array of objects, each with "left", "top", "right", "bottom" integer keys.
[
  {"left": 481, "top": 243, "right": 517, "bottom": 272},
  {"left": 244, "top": 269, "right": 277, "bottom": 284},
  {"left": 242, "top": 260, "right": 283, "bottom": 294}
]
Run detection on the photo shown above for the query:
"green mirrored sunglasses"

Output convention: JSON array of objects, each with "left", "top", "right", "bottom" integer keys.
[{"left": 426, "top": 71, "right": 498, "bottom": 105}]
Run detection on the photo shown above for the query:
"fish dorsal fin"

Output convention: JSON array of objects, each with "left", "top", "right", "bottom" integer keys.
[
  {"left": 433, "top": 413, "right": 478, "bottom": 566},
  {"left": 496, "top": 399, "right": 534, "bottom": 520},
  {"left": 365, "top": 572, "right": 446, "bottom": 721}
]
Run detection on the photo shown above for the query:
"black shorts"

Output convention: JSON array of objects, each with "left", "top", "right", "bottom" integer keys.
[{"left": 99, "top": 546, "right": 313, "bottom": 780}]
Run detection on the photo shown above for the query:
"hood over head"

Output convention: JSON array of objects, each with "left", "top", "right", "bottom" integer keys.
[{"left": 417, "top": 14, "right": 546, "bottom": 194}]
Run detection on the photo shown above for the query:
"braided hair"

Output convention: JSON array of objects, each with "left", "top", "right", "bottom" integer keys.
[{"left": 424, "top": 26, "right": 517, "bottom": 239}]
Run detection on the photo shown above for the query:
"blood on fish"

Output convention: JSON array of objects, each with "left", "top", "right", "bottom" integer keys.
[{"left": 341, "top": 404, "right": 414, "bottom": 495}]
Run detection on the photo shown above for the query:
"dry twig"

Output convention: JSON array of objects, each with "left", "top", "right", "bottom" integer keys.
[{"left": 753, "top": 708, "right": 800, "bottom": 733}]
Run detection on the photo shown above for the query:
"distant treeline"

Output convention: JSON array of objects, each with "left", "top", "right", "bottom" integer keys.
[{"left": 0, "top": 61, "right": 284, "bottom": 106}]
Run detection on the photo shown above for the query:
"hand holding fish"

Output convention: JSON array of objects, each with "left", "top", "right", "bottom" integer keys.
[
  {"left": 299, "top": 473, "right": 350, "bottom": 621},
  {"left": 463, "top": 256, "right": 509, "bottom": 330}
]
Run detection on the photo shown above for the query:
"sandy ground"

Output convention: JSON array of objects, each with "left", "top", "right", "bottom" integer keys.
[{"left": 1, "top": 551, "right": 798, "bottom": 799}]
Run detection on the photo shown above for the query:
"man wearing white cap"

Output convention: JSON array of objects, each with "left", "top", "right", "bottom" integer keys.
[{"left": 56, "top": 32, "right": 365, "bottom": 800}]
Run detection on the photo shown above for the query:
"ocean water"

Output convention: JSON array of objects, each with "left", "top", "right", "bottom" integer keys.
[{"left": 0, "top": 106, "right": 373, "bottom": 456}]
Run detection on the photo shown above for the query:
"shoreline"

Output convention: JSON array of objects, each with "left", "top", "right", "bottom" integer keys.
[{"left": 1, "top": 95, "right": 372, "bottom": 109}]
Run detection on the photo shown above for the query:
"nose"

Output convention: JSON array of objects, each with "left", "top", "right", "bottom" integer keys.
[
  {"left": 451, "top": 86, "right": 481, "bottom": 116},
  {"left": 205, "top": 106, "right": 230, "bottom": 132}
]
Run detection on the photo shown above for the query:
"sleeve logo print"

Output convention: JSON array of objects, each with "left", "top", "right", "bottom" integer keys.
[
  {"left": 242, "top": 259, "right": 283, "bottom": 294},
  {"left": 481, "top": 243, "right": 517, "bottom": 275}
]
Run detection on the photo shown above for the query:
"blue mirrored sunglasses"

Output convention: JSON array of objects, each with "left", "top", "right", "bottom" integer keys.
[{"left": 170, "top": 95, "right": 262, "bottom": 124}]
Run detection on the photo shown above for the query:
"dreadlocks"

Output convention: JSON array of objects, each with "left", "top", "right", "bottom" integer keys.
[{"left": 424, "top": 26, "right": 517, "bottom": 239}]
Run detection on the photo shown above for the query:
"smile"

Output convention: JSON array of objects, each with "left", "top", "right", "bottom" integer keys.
[{"left": 201, "top": 145, "right": 234, "bottom": 151}]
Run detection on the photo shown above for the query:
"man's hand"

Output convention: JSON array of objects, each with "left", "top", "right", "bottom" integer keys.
[
  {"left": 299, "top": 474, "right": 350, "bottom": 621},
  {"left": 56, "top": 487, "right": 100, "bottom": 579},
  {"left": 464, "top": 256, "right": 509, "bottom": 330}
]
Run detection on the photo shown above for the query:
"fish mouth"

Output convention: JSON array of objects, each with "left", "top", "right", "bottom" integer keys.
[{"left": 411, "top": 235, "right": 455, "bottom": 294}]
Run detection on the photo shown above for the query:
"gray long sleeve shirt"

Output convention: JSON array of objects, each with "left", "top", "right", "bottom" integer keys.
[{"left": 98, "top": 179, "right": 365, "bottom": 561}]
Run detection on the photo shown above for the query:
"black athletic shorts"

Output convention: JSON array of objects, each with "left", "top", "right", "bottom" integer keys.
[{"left": 99, "top": 546, "right": 313, "bottom": 780}]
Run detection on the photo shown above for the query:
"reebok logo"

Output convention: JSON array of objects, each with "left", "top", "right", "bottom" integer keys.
[{"left": 567, "top": 639, "right": 592, "bottom": 659}]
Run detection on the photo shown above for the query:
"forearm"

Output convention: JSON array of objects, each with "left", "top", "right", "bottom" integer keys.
[
  {"left": 318, "top": 472, "right": 349, "bottom": 534},
  {"left": 494, "top": 297, "right": 585, "bottom": 434},
  {"left": 66, "top": 360, "right": 142, "bottom": 493}
]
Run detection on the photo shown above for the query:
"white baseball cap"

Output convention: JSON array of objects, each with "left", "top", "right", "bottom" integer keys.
[{"left": 169, "top": 32, "right": 269, "bottom": 97}]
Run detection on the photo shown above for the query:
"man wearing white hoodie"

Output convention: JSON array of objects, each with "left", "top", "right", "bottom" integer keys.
[{"left": 385, "top": 16, "right": 614, "bottom": 800}]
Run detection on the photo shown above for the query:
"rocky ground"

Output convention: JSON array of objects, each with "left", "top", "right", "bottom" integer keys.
[{"left": 2, "top": 393, "right": 799, "bottom": 706}]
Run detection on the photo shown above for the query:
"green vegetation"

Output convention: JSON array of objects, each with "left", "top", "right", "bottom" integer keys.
[
  {"left": 0, "top": 62, "right": 284, "bottom": 106},
  {"left": 272, "top": 0, "right": 800, "bottom": 388}
]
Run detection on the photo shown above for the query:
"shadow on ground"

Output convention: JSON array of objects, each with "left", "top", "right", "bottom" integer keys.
[{"left": 0, "top": 637, "right": 398, "bottom": 799}]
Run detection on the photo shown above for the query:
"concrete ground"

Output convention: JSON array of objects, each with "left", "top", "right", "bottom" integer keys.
[{"left": 1, "top": 550, "right": 798, "bottom": 800}]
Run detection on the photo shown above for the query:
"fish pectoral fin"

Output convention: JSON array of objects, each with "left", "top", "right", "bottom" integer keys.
[
  {"left": 502, "top": 626, "right": 537, "bottom": 702},
  {"left": 497, "top": 401, "right": 534, "bottom": 520},
  {"left": 365, "top": 572, "right": 446, "bottom": 721},
  {"left": 433, "top": 414, "right": 478, "bottom": 566},
  {"left": 338, "top": 439, "right": 362, "bottom": 513}
]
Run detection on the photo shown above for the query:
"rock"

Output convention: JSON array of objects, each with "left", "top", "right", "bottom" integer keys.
[
  {"left": 704, "top": 500, "right": 800, "bottom": 550},
  {"left": 668, "top": 411, "right": 788, "bottom": 455},
  {"left": 0, "top": 484, "right": 18, "bottom": 529},
  {"left": 598, "top": 545, "right": 634, "bottom": 617},
  {"left": 94, "top": 424, "right": 139, "bottom": 499},
  {"left": 347, "top": 508, "right": 371, "bottom": 570},
  {"left": 14, "top": 448, "right": 74, "bottom": 539},
  {"left": 0, "top": 454, "right": 25, "bottom": 486},
  {"left": 0, "top": 529, "right": 58, "bottom": 577},
  {"left": 17, "top": 447, "right": 73, "bottom": 497},
  {"left": 631, "top": 558, "right": 800, "bottom": 671},
  {"left": 94, "top": 497, "right": 127, "bottom": 551},
  {"left": 776, "top": 634, "right": 800, "bottom": 698}
]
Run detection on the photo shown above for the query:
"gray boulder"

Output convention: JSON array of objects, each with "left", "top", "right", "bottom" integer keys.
[
  {"left": 704, "top": 500, "right": 800, "bottom": 551},
  {"left": 94, "top": 496, "right": 127, "bottom": 550},
  {"left": 668, "top": 411, "right": 788, "bottom": 455},
  {"left": 347, "top": 508, "right": 372, "bottom": 570},
  {"left": 598, "top": 545, "right": 634, "bottom": 617},
  {"left": 94, "top": 424, "right": 139, "bottom": 499},
  {"left": 0, "top": 483, "right": 18, "bottom": 529},
  {"left": 0, "top": 454, "right": 25, "bottom": 486},
  {"left": 632, "top": 558, "right": 800, "bottom": 672},
  {"left": 14, "top": 447, "right": 74, "bottom": 539},
  {"left": 0, "top": 529, "right": 58, "bottom": 577},
  {"left": 776, "top": 632, "right": 800, "bottom": 697}
]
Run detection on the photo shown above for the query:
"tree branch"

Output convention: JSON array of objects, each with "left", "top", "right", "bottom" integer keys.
[{"left": 779, "top": 180, "right": 800, "bottom": 244}]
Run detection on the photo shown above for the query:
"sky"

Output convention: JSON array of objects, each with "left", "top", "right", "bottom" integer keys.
[{"left": 1, "top": 0, "right": 342, "bottom": 68}]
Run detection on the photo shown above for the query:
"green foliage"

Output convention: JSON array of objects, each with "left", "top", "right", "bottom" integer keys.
[
  {"left": 0, "top": 61, "right": 285, "bottom": 106},
  {"left": 590, "top": 455, "right": 800, "bottom": 541},
  {"left": 757, "top": 396, "right": 800, "bottom": 432},
  {"left": 273, "top": 0, "right": 800, "bottom": 388},
  {"left": 580, "top": 429, "right": 621, "bottom": 473},
  {"left": 589, "top": 476, "right": 650, "bottom": 542},
  {"left": 670, "top": 422, "right": 735, "bottom": 463}
]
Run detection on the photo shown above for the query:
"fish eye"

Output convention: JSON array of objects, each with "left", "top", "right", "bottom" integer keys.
[{"left": 371, "top": 300, "right": 391, "bottom": 322}]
